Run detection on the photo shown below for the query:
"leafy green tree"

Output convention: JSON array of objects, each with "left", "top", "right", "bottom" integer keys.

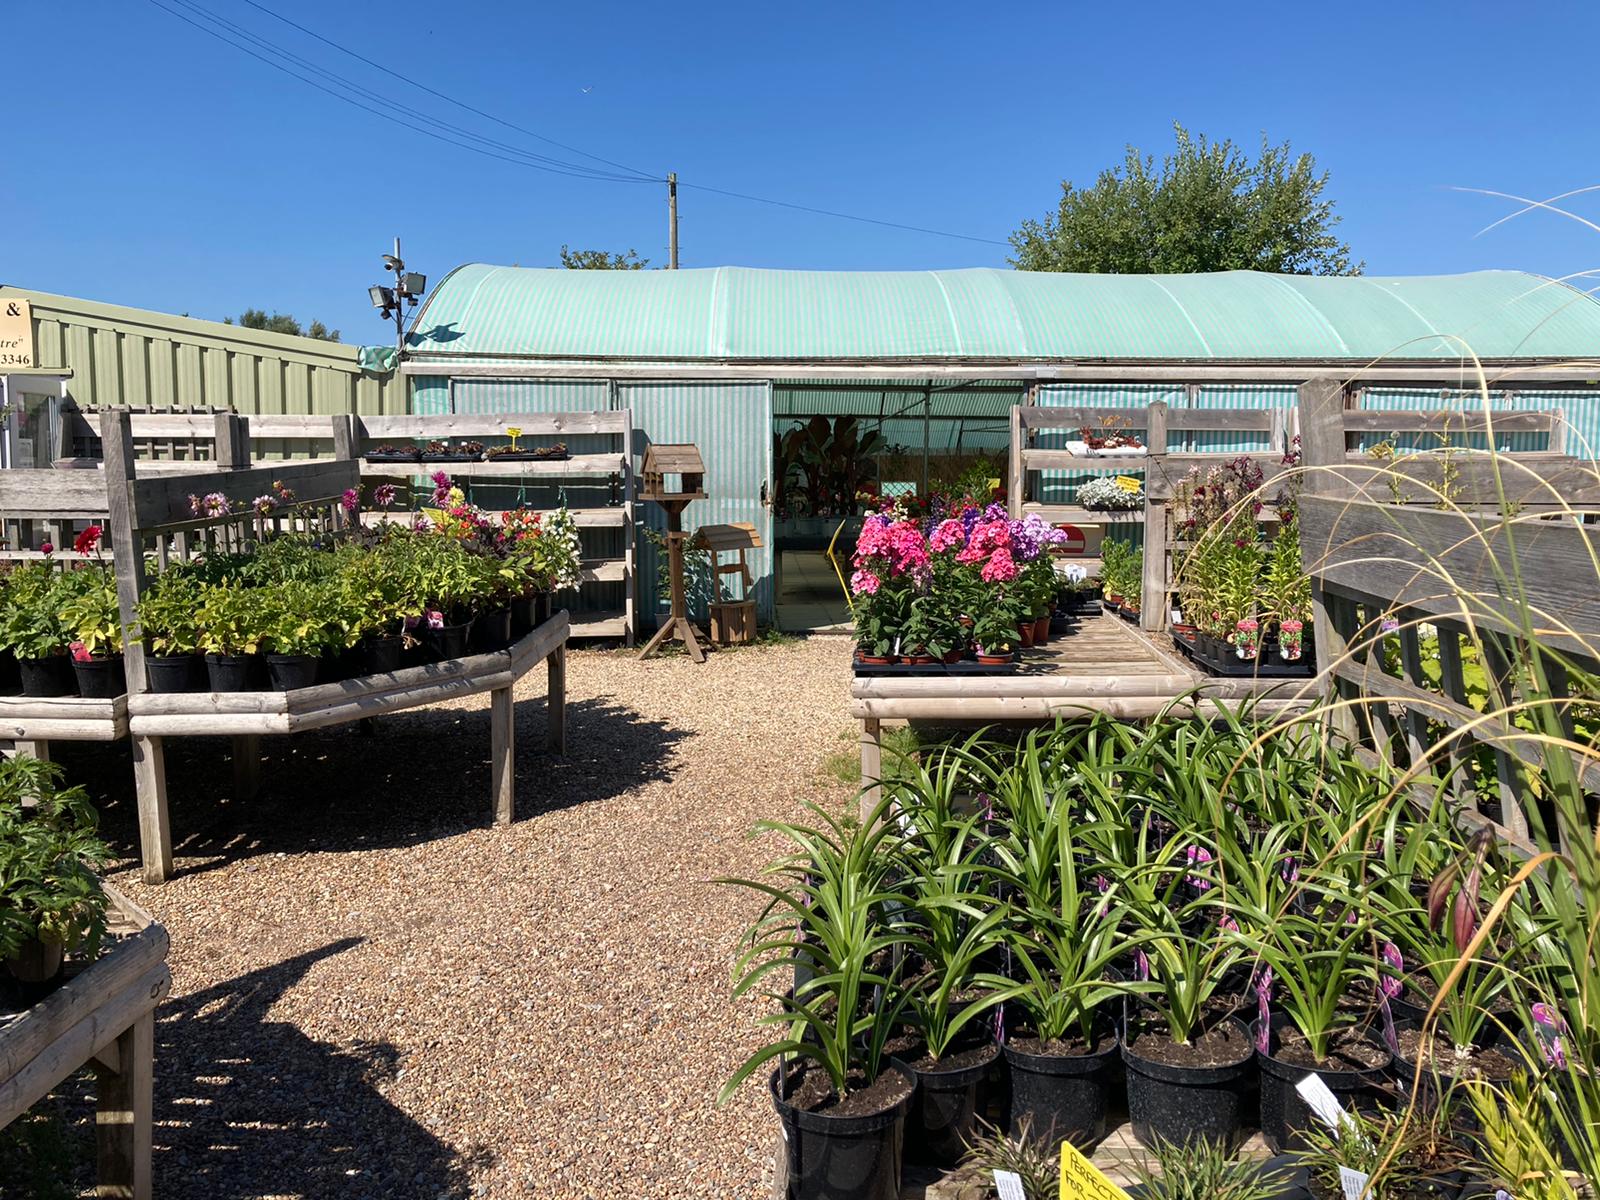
[
  {"left": 225, "top": 309, "right": 340, "bottom": 341},
  {"left": 1009, "top": 124, "right": 1361, "bottom": 275},
  {"left": 559, "top": 246, "right": 650, "bottom": 270}
]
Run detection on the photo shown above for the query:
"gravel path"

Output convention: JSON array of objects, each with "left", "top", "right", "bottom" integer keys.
[{"left": 70, "top": 635, "right": 855, "bottom": 1198}]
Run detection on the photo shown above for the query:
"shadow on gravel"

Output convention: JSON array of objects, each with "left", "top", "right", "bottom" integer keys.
[
  {"left": 1, "top": 940, "right": 490, "bottom": 1199},
  {"left": 146, "top": 938, "right": 492, "bottom": 1199},
  {"left": 60, "top": 696, "right": 688, "bottom": 880}
]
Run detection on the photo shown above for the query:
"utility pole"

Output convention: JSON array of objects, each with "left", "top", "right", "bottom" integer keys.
[{"left": 667, "top": 172, "right": 679, "bottom": 269}]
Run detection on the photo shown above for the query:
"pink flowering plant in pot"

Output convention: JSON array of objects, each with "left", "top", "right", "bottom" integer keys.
[{"left": 1233, "top": 618, "right": 1260, "bottom": 661}]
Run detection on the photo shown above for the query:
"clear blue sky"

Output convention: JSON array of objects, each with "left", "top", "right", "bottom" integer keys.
[{"left": 6, "top": 1, "right": 1598, "bottom": 342}]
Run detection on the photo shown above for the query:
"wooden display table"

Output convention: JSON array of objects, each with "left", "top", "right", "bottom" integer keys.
[{"left": 0, "top": 885, "right": 169, "bottom": 1200}]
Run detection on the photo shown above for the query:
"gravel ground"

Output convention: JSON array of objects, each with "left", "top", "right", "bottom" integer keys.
[{"left": 56, "top": 635, "right": 855, "bottom": 1198}]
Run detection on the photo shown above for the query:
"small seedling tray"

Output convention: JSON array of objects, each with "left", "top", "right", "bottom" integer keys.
[
  {"left": 366, "top": 451, "right": 421, "bottom": 463},
  {"left": 1176, "top": 635, "right": 1314, "bottom": 678},
  {"left": 485, "top": 450, "right": 571, "bottom": 462},
  {"left": 420, "top": 452, "right": 484, "bottom": 463}
]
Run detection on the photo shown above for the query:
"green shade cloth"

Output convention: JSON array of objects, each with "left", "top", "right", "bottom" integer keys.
[
  {"left": 407, "top": 265, "right": 1600, "bottom": 363},
  {"left": 356, "top": 344, "right": 398, "bottom": 374}
]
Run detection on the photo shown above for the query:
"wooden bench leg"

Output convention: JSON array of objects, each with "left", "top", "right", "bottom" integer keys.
[
  {"left": 8, "top": 738, "right": 51, "bottom": 762},
  {"left": 95, "top": 1009, "right": 154, "bottom": 1200},
  {"left": 547, "top": 644, "right": 567, "bottom": 754},
  {"left": 859, "top": 717, "right": 882, "bottom": 823},
  {"left": 491, "top": 686, "right": 514, "bottom": 826},
  {"left": 132, "top": 735, "right": 173, "bottom": 886},
  {"left": 231, "top": 734, "right": 260, "bottom": 802}
]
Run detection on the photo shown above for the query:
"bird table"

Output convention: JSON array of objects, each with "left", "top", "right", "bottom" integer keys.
[{"left": 637, "top": 443, "right": 709, "bottom": 661}]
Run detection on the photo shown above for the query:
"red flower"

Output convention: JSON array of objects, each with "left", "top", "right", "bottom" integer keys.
[
  {"left": 40, "top": 541, "right": 53, "bottom": 556},
  {"left": 74, "top": 525, "right": 103, "bottom": 555}
]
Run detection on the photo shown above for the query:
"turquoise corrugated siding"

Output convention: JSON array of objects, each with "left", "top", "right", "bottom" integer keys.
[
  {"left": 1188, "top": 384, "right": 1297, "bottom": 455},
  {"left": 409, "top": 265, "right": 1600, "bottom": 363},
  {"left": 1356, "top": 388, "right": 1600, "bottom": 456},
  {"left": 412, "top": 376, "right": 450, "bottom": 415},
  {"left": 1036, "top": 384, "right": 1177, "bottom": 525},
  {"left": 620, "top": 382, "right": 775, "bottom": 625}
]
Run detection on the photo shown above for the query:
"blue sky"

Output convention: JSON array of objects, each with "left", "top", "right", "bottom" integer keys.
[{"left": 6, "top": 1, "right": 1598, "bottom": 342}]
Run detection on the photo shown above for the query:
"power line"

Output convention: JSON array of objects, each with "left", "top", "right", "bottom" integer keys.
[
  {"left": 147, "top": 0, "right": 1009, "bottom": 248},
  {"left": 165, "top": 0, "right": 651, "bottom": 181},
  {"left": 237, "top": 0, "right": 661, "bottom": 183},
  {"left": 144, "top": 0, "right": 656, "bottom": 183}
]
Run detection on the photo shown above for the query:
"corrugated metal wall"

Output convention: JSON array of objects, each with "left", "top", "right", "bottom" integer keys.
[
  {"left": 6, "top": 287, "right": 404, "bottom": 416},
  {"left": 1355, "top": 388, "right": 1600, "bottom": 456},
  {"left": 620, "top": 382, "right": 775, "bottom": 624}
]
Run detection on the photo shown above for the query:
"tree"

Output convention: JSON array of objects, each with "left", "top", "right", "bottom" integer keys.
[
  {"left": 225, "top": 309, "right": 341, "bottom": 341},
  {"left": 559, "top": 245, "right": 650, "bottom": 270},
  {"left": 1009, "top": 124, "right": 1361, "bottom": 276}
]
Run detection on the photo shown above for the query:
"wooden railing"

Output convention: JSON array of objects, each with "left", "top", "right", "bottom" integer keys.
[{"left": 1295, "top": 378, "right": 1599, "bottom": 850}]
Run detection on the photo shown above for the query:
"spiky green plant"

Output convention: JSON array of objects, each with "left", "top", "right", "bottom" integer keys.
[
  {"left": 959, "top": 1118, "right": 1059, "bottom": 1200},
  {"left": 1129, "top": 1136, "right": 1292, "bottom": 1200}
]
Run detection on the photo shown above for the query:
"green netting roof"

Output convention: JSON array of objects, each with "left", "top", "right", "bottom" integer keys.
[{"left": 408, "top": 265, "right": 1600, "bottom": 363}]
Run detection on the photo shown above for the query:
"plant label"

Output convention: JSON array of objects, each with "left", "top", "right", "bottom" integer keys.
[
  {"left": 1059, "top": 1139, "right": 1131, "bottom": 1199},
  {"left": 1339, "top": 1167, "right": 1372, "bottom": 1200},
  {"left": 994, "top": 1169, "right": 1027, "bottom": 1200},
  {"left": 1296, "top": 1072, "right": 1351, "bottom": 1134},
  {"left": 1170, "top": 607, "right": 1182, "bottom": 624}
]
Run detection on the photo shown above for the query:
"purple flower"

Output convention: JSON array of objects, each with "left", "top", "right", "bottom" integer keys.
[
  {"left": 1380, "top": 617, "right": 1400, "bottom": 635},
  {"left": 1531, "top": 1003, "right": 1569, "bottom": 1070},
  {"left": 340, "top": 487, "right": 360, "bottom": 514},
  {"left": 373, "top": 483, "right": 398, "bottom": 508},
  {"left": 1281, "top": 856, "right": 1300, "bottom": 885},
  {"left": 1185, "top": 845, "right": 1214, "bottom": 891},
  {"left": 1133, "top": 949, "right": 1150, "bottom": 983},
  {"left": 1378, "top": 942, "right": 1405, "bottom": 1000},
  {"left": 1218, "top": 910, "right": 1239, "bottom": 934}
]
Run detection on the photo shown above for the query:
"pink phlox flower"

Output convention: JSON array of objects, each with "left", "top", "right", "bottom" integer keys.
[
  {"left": 979, "top": 547, "right": 1017, "bottom": 583},
  {"left": 928, "top": 518, "right": 967, "bottom": 553},
  {"left": 849, "top": 569, "right": 881, "bottom": 596}
]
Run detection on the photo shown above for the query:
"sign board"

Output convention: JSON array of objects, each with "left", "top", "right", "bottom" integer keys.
[
  {"left": 1059, "top": 1139, "right": 1131, "bottom": 1199},
  {"left": 0, "top": 299, "right": 35, "bottom": 370}
]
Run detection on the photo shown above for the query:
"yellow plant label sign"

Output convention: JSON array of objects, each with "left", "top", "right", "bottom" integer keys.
[{"left": 1060, "top": 1140, "right": 1132, "bottom": 1200}]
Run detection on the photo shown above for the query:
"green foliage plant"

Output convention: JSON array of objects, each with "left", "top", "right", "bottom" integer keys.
[{"left": 0, "top": 757, "right": 110, "bottom": 961}]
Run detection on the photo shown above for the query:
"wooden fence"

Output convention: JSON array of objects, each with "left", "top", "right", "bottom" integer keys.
[{"left": 1295, "top": 378, "right": 1598, "bottom": 850}]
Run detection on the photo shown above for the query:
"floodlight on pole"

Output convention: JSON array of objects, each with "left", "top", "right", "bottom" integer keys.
[{"left": 368, "top": 237, "right": 426, "bottom": 356}]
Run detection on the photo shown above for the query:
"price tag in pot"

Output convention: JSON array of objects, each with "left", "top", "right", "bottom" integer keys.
[
  {"left": 1296, "top": 1072, "right": 1353, "bottom": 1135},
  {"left": 1339, "top": 1167, "right": 1372, "bottom": 1200},
  {"left": 1059, "top": 1139, "right": 1131, "bottom": 1199},
  {"left": 994, "top": 1169, "right": 1026, "bottom": 1200}
]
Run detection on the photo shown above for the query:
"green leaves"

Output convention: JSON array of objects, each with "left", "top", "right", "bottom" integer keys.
[{"left": 0, "top": 758, "right": 109, "bottom": 961}]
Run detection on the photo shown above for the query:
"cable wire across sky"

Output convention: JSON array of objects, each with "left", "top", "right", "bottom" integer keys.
[{"left": 143, "top": 0, "right": 1010, "bottom": 249}]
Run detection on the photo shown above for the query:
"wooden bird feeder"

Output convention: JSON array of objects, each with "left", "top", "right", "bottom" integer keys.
[
  {"left": 638, "top": 443, "right": 710, "bottom": 661},
  {"left": 694, "top": 522, "right": 762, "bottom": 645}
]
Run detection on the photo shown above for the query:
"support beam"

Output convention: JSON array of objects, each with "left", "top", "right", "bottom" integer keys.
[
  {"left": 490, "top": 686, "right": 514, "bottom": 826},
  {"left": 859, "top": 717, "right": 882, "bottom": 823},
  {"left": 546, "top": 644, "right": 567, "bottom": 754},
  {"left": 231, "top": 734, "right": 260, "bottom": 802},
  {"left": 131, "top": 736, "right": 172, "bottom": 885},
  {"left": 94, "top": 1011, "right": 154, "bottom": 1200}
]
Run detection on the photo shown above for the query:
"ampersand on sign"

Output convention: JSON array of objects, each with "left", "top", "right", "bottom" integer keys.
[{"left": 3, "top": 303, "right": 19, "bottom": 318}]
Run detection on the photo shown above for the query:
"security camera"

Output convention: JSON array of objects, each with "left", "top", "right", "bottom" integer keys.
[{"left": 382, "top": 253, "right": 403, "bottom": 272}]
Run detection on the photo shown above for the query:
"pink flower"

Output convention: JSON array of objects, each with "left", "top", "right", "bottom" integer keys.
[
  {"left": 928, "top": 518, "right": 966, "bottom": 553},
  {"left": 425, "top": 609, "right": 445, "bottom": 630},
  {"left": 40, "top": 541, "right": 53, "bottom": 556},
  {"left": 341, "top": 488, "right": 361, "bottom": 513},
  {"left": 850, "top": 569, "right": 881, "bottom": 596},
  {"left": 69, "top": 640, "right": 90, "bottom": 663},
  {"left": 980, "top": 548, "right": 1017, "bottom": 583},
  {"left": 373, "top": 483, "right": 398, "bottom": 508}
]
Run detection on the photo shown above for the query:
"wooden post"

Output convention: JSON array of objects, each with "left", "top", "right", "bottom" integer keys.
[
  {"left": 231, "top": 735, "right": 260, "bottom": 802},
  {"left": 131, "top": 736, "right": 172, "bottom": 885},
  {"left": 1435, "top": 626, "right": 1478, "bottom": 812},
  {"left": 547, "top": 643, "right": 567, "bottom": 754},
  {"left": 859, "top": 717, "right": 882, "bottom": 823},
  {"left": 1141, "top": 401, "right": 1169, "bottom": 632},
  {"left": 213, "top": 411, "right": 250, "bottom": 471},
  {"left": 490, "top": 685, "right": 514, "bottom": 826},
  {"left": 1298, "top": 378, "right": 1350, "bottom": 495},
  {"left": 10, "top": 739, "right": 51, "bottom": 762},
  {"left": 1007, "top": 402, "right": 1024, "bottom": 520},
  {"left": 94, "top": 1009, "right": 154, "bottom": 1200}
]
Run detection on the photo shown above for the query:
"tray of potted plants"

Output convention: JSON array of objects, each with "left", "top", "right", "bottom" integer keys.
[
  {"left": 131, "top": 480, "right": 582, "bottom": 694},
  {"left": 847, "top": 497, "right": 1068, "bottom": 674},
  {"left": 419, "top": 439, "right": 485, "bottom": 462},
  {"left": 0, "top": 552, "right": 132, "bottom": 700},
  {"left": 1068, "top": 422, "right": 1148, "bottom": 457},
  {"left": 366, "top": 442, "right": 422, "bottom": 463},
  {"left": 1077, "top": 474, "right": 1145, "bottom": 511},
  {"left": 485, "top": 441, "right": 570, "bottom": 462}
]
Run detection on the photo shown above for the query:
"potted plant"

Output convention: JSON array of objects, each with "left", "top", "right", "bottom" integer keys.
[
  {"left": 1128, "top": 1136, "right": 1299, "bottom": 1200},
  {"left": 196, "top": 580, "right": 270, "bottom": 691},
  {"left": 0, "top": 758, "right": 110, "bottom": 990},
  {"left": 1121, "top": 859, "right": 1254, "bottom": 1149},
  {"left": 993, "top": 766, "right": 1132, "bottom": 1153},
  {"left": 59, "top": 565, "right": 126, "bottom": 698},
  {"left": 259, "top": 581, "right": 336, "bottom": 690},
  {"left": 0, "top": 565, "right": 75, "bottom": 696},
  {"left": 1294, "top": 1104, "right": 1473, "bottom": 1200},
  {"left": 1235, "top": 618, "right": 1261, "bottom": 661},
  {"left": 972, "top": 606, "right": 1017, "bottom": 665},
  {"left": 367, "top": 442, "right": 421, "bottom": 463},
  {"left": 897, "top": 596, "right": 940, "bottom": 665},
  {"left": 893, "top": 784, "right": 1018, "bottom": 1166},
  {"left": 719, "top": 800, "right": 916, "bottom": 1200},
  {"left": 135, "top": 567, "right": 207, "bottom": 692}
]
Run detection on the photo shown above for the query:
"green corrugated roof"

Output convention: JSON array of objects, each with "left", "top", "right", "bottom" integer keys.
[{"left": 407, "top": 265, "right": 1600, "bottom": 363}]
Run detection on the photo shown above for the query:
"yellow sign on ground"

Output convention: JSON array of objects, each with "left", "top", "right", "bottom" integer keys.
[
  {"left": 1060, "top": 1139, "right": 1132, "bottom": 1200},
  {"left": 0, "top": 298, "right": 35, "bottom": 369}
]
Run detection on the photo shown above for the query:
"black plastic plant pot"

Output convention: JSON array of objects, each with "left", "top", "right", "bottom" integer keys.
[
  {"left": 510, "top": 594, "right": 538, "bottom": 637},
  {"left": 535, "top": 593, "right": 554, "bottom": 625},
  {"left": 425, "top": 622, "right": 473, "bottom": 661},
  {"left": 1122, "top": 1017, "right": 1255, "bottom": 1149},
  {"left": 769, "top": 1060, "right": 913, "bottom": 1200},
  {"left": 72, "top": 654, "right": 127, "bottom": 699},
  {"left": 266, "top": 653, "right": 321, "bottom": 692},
  {"left": 146, "top": 653, "right": 205, "bottom": 694},
  {"left": 905, "top": 1042, "right": 1000, "bottom": 1167},
  {"left": 1005, "top": 1032, "right": 1121, "bottom": 1153},
  {"left": 18, "top": 655, "right": 75, "bottom": 697},
  {"left": 1253, "top": 1019, "right": 1391, "bottom": 1153},
  {"left": 0, "top": 650, "right": 19, "bottom": 693},
  {"left": 362, "top": 636, "right": 404, "bottom": 675},
  {"left": 472, "top": 607, "right": 514, "bottom": 652},
  {"left": 205, "top": 652, "right": 267, "bottom": 692}
]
